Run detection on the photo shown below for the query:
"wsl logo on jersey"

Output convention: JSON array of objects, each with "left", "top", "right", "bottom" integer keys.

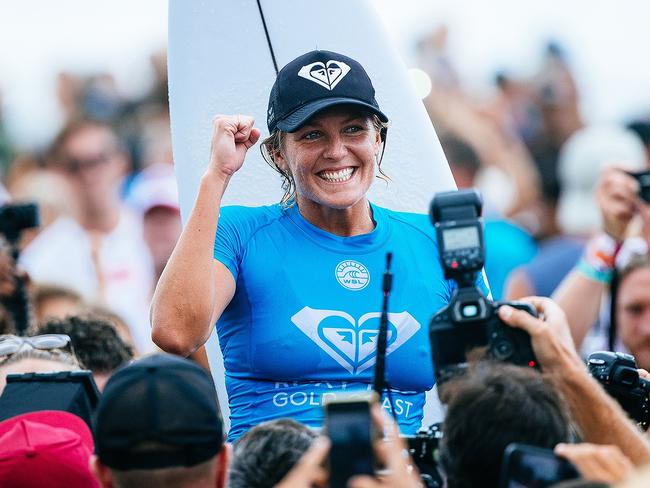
[
  {"left": 291, "top": 306, "right": 421, "bottom": 374},
  {"left": 335, "top": 260, "right": 370, "bottom": 291}
]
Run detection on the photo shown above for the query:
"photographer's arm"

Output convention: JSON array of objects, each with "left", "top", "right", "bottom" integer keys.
[
  {"left": 499, "top": 298, "right": 650, "bottom": 466},
  {"left": 151, "top": 116, "right": 260, "bottom": 356},
  {"left": 552, "top": 167, "right": 638, "bottom": 349},
  {"left": 552, "top": 256, "right": 607, "bottom": 349}
]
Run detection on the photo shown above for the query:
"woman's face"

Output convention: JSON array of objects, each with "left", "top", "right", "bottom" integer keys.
[{"left": 276, "top": 106, "right": 381, "bottom": 211}]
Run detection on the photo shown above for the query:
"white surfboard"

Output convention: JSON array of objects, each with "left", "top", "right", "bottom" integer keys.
[{"left": 168, "top": 0, "right": 454, "bottom": 432}]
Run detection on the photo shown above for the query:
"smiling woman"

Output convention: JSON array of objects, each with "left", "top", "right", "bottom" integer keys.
[
  {"left": 263, "top": 106, "right": 382, "bottom": 235},
  {"left": 151, "top": 49, "right": 489, "bottom": 441}
]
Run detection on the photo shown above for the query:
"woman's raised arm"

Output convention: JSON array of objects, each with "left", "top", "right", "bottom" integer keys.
[{"left": 151, "top": 115, "right": 260, "bottom": 356}]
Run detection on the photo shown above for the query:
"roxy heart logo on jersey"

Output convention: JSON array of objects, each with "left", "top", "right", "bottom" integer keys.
[
  {"left": 291, "top": 307, "right": 421, "bottom": 374},
  {"left": 298, "top": 60, "right": 351, "bottom": 91}
]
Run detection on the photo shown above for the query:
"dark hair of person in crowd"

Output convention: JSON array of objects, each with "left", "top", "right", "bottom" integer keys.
[
  {"left": 228, "top": 418, "right": 317, "bottom": 488},
  {"left": 74, "top": 304, "right": 138, "bottom": 355},
  {"left": 0, "top": 305, "right": 13, "bottom": 335},
  {"left": 37, "top": 315, "right": 133, "bottom": 390},
  {"left": 439, "top": 134, "right": 481, "bottom": 188},
  {"left": 438, "top": 361, "right": 573, "bottom": 488}
]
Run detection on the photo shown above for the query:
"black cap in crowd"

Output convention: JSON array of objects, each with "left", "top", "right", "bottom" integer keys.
[
  {"left": 94, "top": 353, "right": 223, "bottom": 471},
  {"left": 267, "top": 50, "right": 389, "bottom": 133}
]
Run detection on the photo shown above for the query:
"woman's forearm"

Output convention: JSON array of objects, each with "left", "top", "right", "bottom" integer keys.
[{"left": 151, "top": 171, "right": 230, "bottom": 356}]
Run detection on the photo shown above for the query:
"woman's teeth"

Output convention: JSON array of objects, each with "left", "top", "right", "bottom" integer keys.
[{"left": 318, "top": 167, "right": 354, "bottom": 182}]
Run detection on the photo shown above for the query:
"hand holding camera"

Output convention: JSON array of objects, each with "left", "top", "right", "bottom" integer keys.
[
  {"left": 554, "top": 443, "right": 634, "bottom": 484},
  {"left": 276, "top": 399, "right": 421, "bottom": 488},
  {"left": 345, "top": 404, "right": 422, "bottom": 488},
  {"left": 596, "top": 166, "right": 650, "bottom": 242},
  {"left": 497, "top": 296, "right": 582, "bottom": 375}
]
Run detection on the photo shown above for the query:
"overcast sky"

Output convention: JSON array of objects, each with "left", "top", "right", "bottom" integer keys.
[{"left": 2, "top": 0, "right": 649, "bottom": 148}]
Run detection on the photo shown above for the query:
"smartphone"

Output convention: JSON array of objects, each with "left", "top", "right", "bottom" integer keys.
[
  {"left": 325, "top": 394, "right": 378, "bottom": 488},
  {"left": 627, "top": 170, "right": 650, "bottom": 203},
  {"left": 500, "top": 443, "right": 580, "bottom": 488}
]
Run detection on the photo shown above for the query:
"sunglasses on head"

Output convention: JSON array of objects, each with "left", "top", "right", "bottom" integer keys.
[{"left": 0, "top": 334, "right": 74, "bottom": 362}]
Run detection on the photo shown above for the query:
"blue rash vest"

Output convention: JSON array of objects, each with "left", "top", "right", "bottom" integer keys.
[{"left": 214, "top": 202, "right": 488, "bottom": 441}]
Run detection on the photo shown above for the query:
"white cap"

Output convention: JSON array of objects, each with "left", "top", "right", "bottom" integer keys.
[
  {"left": 557, "top": 126, "right": 646, "bottom": 235},
  {"left": 127, "top": 163, "right": 180, "bottom": 214}
]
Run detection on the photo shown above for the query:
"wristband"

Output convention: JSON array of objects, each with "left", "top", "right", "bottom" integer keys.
[
  {"left": 583, "top": 233, "right": 620, "bottom": 269},
  {"left": 576, "top": 233, "right": 621, "bottom": 284},
  {"left": 576, "top": 259, "right": 614, "bottom": 284}
]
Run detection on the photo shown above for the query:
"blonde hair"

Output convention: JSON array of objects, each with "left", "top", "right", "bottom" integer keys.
[
  {"left": 260, "top": 114, "right": 389, "bottom": 207},
  {"left": 0, "top": 348, "right": 82, "bottom": 369}
]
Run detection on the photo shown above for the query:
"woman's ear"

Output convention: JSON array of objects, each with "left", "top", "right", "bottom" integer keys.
[
  {"left": 374, "top": 128, "right": 383, "bottom": 155},
  {"left": 273, "top": 149, "right": 289, "bottom": 173}
]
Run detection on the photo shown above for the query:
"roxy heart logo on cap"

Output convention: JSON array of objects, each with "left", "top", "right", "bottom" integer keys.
[
  {"left": 298, "top": 60, "right": 351, "bottom": 91},
  {"left": 291, "top": 306, "right": 421, "bottom": 374}
]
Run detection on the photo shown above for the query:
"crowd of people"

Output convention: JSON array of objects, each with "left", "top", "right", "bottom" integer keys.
[{"left": 1, "top": 23, "right": 650, "bottom": 487}]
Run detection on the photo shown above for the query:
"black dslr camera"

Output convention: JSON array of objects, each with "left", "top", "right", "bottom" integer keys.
[
  {"left": 404, "top": 423, "right": 444, "bottom": 488},
  {"left": 429, "top": 189, "right": 538, "bottom": 383},
  {"left": 0, "top": 203, "right": 39, "bottom": 245},
  {"left": 587, "top": 351, "right": 650, "bottom": 430}
]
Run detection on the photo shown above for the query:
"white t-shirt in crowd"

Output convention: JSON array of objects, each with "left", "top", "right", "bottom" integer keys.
[{"left": 19, "top": 208, "right": 155, "bottom": 353}]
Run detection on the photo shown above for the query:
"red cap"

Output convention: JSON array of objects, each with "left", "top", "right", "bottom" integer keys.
[{"left": 0, "top": 410, "right": 99, "bottom": 487}]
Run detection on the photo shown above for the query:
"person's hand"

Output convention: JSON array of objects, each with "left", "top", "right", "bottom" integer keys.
[
  {"left": 638, "top": 369, "right": 650, "bottom": 382},
  {"left": 637, "top": 200, "right": 650, "bottom": 244},
  {"left": 0, "top": 246, "right": 16, "bottom": 298},
  {"left": 0, "top": 243, "right": 28, "bottom": 299},
  {"left": 555, "top": 443, "right": 634, "bottom": 484},
  {"left": 596, "top": 167, "right": 640, "bottom": 242},
  {"left": 347, "top": 405, "right": 422, "bottom": 488},
  {"left": 274, "top": 437, "right": 330, "bottom": 488},
  {"left": 206, "top": 115, "right": 261, "bottom": 180},
  {"left": 498, "top": 296, "right": 582, "bottom": 374}
]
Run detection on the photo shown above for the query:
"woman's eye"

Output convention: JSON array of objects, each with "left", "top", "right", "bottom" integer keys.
[
  {"left": 344, "top": 125, "right": 364, "bottom": 133},
  {"left": 303, "top": 131, "right": 320, "bottom": 140}
]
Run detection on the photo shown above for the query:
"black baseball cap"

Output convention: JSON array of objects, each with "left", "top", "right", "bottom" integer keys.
[
  {"left": 94, "top": 353, "right": 224, "bottom": 471},
  {"left": 267, "top": 50, "right": 389, "bottom": 133}
]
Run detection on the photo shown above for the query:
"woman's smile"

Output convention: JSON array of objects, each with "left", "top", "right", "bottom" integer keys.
[{"left": 316, "top": 166, "right": 356, "bottom": 183}]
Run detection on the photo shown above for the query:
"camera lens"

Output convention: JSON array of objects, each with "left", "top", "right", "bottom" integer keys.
[{"left": 492, "top": 339, "right": 513, "bottom": 360}]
